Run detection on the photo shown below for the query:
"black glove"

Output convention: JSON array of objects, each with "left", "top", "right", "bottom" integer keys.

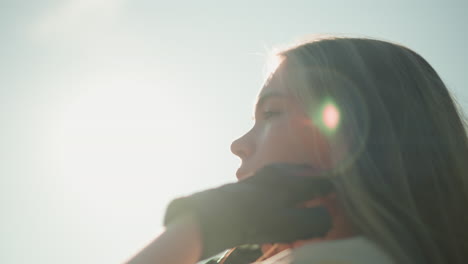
[{"left": 163, "top": 163, "right": 334, "bottom": 260}]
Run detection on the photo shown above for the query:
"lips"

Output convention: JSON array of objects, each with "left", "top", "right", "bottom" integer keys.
[{"left": 236, "top": 167, "right": 253, "bottom": 181}]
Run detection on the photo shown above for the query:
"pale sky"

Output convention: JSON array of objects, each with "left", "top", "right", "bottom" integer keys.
[{"left": 1, "top": 0, "right": 467, "bottom": 263}]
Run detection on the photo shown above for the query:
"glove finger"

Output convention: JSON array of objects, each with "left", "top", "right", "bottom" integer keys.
[
  {"left": 248, "top": 163, "right": 333, "bottom": 190},
  {"left": 247, "top": 206, "right": 332, "bottom": 245},
  {"left": 277, "top": 176, "right": 334, "bottom": 206},
  {"left": 247, "top": 163, "right": 321, "bottom": 183},
  {"left": 245, "top": 164, "right": 334, "bottom": 205}
]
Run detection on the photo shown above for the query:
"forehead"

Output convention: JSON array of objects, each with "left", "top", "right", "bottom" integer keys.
[
  {"left": 258, "top": 81, "right": 282, "bottom": 100},
  {"left": 258, "top": 63, "right": 291, "bottom": 98},
  {"left": 255, "top": 69, "right": 302, "bottom": 112},
  {"left": 259, "top": 60, "right": 323, "bottom": 105}
]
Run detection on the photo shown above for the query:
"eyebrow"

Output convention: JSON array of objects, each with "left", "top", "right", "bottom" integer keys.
[{"left": 254, "top": 91, "right": 287, "bottom": 113}]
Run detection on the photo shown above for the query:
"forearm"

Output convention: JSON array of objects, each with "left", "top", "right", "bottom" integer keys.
[{"left": 125, "top": 215, "right": 203, "bottom": 264}]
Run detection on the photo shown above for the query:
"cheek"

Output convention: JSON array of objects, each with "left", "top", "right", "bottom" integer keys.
[
  {"left": 252, "top": 116, "right": 340, "bottom": 170},
  {"left": 250, "top": 119, "right": 307, "bottom": 169},
  {"left": 290, "top": 118, "right": 334, "bottom": 169},
  {"left": 256, "top": 121, "right": 295, "bottom": 159}
]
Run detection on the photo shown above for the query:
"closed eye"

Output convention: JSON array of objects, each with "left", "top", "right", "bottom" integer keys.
[{"left": 262, "top": 110, "right": 282, "bottom": 120}]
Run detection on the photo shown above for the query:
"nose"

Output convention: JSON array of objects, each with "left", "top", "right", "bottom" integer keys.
[{"left": 230, "top": 130, "right": 255, "bottom": 160}]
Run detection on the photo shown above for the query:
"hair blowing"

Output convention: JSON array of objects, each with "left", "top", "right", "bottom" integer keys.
[{"left": 270, "top": 37, "right": 468, "bottom": 264}]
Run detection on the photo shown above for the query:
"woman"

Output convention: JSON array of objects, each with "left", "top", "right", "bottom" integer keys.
[{"left": 125, "top": 36, "right": 468, "bottom": 264}]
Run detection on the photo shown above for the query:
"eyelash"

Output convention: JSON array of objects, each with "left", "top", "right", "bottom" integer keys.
[{"left": 262, "top": 110, "right": 281, "bottom": 120}]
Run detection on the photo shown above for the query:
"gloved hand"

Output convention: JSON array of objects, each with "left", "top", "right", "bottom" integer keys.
[{"left": 163, "top": 163, "right": 334, "bottom": 260}]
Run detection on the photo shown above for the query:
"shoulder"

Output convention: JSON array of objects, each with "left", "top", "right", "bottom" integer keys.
[{"left": 260, "top": 236, "right": 395, "bottom": 264}]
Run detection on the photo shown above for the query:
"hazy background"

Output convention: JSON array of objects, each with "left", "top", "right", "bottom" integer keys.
[{"left": 1, "top": 0, "right": 467, "bottom": 263}]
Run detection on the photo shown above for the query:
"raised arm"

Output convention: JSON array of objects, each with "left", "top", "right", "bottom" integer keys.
[
  {"left": 125, "top": 164, "right": 333, "bottom": 264},
  {"left": 124, "top": 214, "right": 202, "bottom": 264}
]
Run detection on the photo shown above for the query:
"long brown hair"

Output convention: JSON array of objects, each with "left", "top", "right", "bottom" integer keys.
[{"left": 268, "top": 36, "right": 468, "bottom": 264}]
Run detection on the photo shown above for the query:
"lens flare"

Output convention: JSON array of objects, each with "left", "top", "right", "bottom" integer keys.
[
  {"left": 323, "top": 103, "right": 340, "bottom": 130},
  {"left": 312, "top": 98, "right": 341, "bottom": 135}
]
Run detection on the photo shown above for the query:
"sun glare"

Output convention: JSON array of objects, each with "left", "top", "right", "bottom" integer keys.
[
  {"left": 323, "top": 103, "right": 340, "bottom": 130},
  {"left": 310, "top": 98, "right": 341, "bottom": 135}
]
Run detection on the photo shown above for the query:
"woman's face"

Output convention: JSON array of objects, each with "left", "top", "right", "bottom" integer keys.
[
  {"left": 231, "top": 68, "right": 340, "bottom": 181},
  {"left": 230, "top": 66, "right": 356, "bottom": 255}
]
